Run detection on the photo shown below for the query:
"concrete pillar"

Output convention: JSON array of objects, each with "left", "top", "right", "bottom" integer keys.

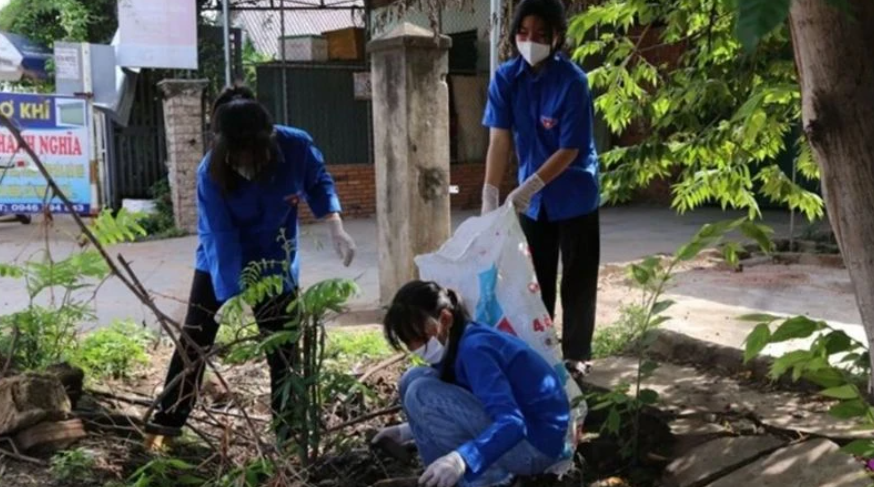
[
  {"left": 369, "top": 24, "right": 453, "bottom": 305},
  {"left": 157, "top": 79, "right": 208, "bottom": 234}
]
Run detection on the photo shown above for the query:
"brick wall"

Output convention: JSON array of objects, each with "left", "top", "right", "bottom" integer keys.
[{"left": 299, "top": 161, "right": 517, "bottom": 223}]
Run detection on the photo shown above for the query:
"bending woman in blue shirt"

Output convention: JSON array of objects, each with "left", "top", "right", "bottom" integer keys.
[
  {"left": 373, "top": 281, "right": 570, "bottom": 487},
  {"left": 144, "top": 86, "right": 356, "bottom": 447},
  {"left": 481, "top": 0, "right": 600, "bottom": 375}
]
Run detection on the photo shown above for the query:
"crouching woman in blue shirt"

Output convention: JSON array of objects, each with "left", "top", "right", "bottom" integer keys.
[
  {"left": 481, "top": 0, "right": 600, "bottom": 375},
  {"left": 144, "top": 86, "right": 356, "bottom": 447},
  {"left": 373, "top": 281, "right": 570, "bottom": 487}
]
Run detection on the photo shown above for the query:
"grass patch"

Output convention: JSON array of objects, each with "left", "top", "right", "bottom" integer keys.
[
  {"left": 69, "top": 321, "right": 153, "bottom": 381},
  {"left": 325, "top": 328, "right": 393, "bottom": 365},
  {"left": 592, "top": 303, "right": 650, "bottom": 359}
]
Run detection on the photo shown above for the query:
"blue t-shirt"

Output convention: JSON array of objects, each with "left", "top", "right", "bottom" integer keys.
[
  {"left": 194, "top": 125, "right": 341, "bottom": 301},
  {"left": 451, "top": 323, "right": 570, "bottom": 481},
  {"left": 483, "top": 54, "right": 600, "bottom": 221}
]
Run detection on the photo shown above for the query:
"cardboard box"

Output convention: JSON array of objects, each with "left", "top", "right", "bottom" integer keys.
[{"left": 324, "top": 28, "right": 365, "bottom": 61}]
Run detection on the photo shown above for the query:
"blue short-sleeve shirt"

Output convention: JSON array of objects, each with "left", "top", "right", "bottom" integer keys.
[
  {"left": 194, "top": 125, "right": 341, "bottom": 302},
  {"left": 483, "top": 54, "right": 600, "bottom": 221}
]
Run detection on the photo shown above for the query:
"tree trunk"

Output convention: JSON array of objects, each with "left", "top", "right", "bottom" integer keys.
[{"left": 788, "top": 0, "right": 874, "bottom": 390}]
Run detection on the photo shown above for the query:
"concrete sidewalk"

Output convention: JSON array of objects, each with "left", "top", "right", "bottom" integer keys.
[{"left": 0, "top": 205, "right": 797, "bottom": 333}]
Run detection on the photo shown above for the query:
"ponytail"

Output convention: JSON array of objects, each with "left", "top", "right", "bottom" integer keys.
[{"left": 439, "top": 288, "right": 470, "bottom": 383}]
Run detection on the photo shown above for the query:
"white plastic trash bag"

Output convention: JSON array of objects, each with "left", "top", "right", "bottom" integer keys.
[{"left": 415, "top": 205, "right": 587, "bottom": 470}]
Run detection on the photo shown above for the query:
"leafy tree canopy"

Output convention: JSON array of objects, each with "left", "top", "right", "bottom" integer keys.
[
  {"left": 570, "top": 0, "right": 823, "bottom": 220},
  {"left": 0, "top": 0, "right": 118, "bottom": 47}
]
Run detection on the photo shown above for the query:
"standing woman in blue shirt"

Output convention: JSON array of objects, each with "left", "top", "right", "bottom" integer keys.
[
  {"left": 481, "top": 0, "right": 600, "bottom": 374},
  {"left": 372, "top": 281, "right": 570, "bottom": 487},
  {"left": 144, "top": 86, "right": 356, "bottom": 447}
]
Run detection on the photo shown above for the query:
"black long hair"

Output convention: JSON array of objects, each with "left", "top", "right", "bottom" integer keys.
[
  {"left": 383, "top": 281, "right": 471, "bottom": 383},
  {"left": 509, "top": 0, "right": 568, "bottom": 55},
  {"left": 208, "top": 85, "right": 281, "bottom": 194}
]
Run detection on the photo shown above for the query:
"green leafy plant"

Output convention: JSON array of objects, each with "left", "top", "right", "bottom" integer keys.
[
  {"left": 0, "top": 0, "right": 117, "bottom": 47},
  {"left": 592, "top": 303, "right": 649, "bottom": 360},
  {"left": 128, "top": 457, "right": 205, "bottom": 487},
  {"left": 742, "top": 313, "right": 874, "bottom": 458},
  {"left": 50, "top": 447, "right": 97, "bottom": 483},
  {"left": 217, "top": 230, "right": 360, "bottom": 467},
  {"left": 69, "top": 321, "right": 153, "bottom": 381},
  {"left": 325, "top": 329, "right": 393, "bottom": 365},
  {"left": 137, "top": 179, "right": 186, "bottom": 240},
  {"left": 0, "top": 209, "right": 145, "bottom": 371},
  {"left": 590, "top": 217, "right": 772, "bottom": 459},
  {"left": 569, "top": 0, "right": 823, "bottom": 221}
]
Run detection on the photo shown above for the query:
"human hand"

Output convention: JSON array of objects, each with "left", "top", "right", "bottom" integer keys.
[
  {"left": 505, "top": 175, "right": 545, "bottom": 213},
  {"left": 327, "top": 215, "right": 356, "bottom": 266},
  {"left": 419, "top": 451, "right": 465, "bottom": 487},
  {"left": 371, "top": 422, "right": 413, "bottom": 445}
]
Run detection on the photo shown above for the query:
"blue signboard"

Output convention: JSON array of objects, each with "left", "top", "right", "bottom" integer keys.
[{"left": 0, "top": 93, "right": 92, "bottom": 215}]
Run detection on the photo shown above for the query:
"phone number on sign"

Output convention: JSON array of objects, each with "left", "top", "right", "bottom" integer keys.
[{"left": 0, "top": 203, "right": 89, "bottom": 214}]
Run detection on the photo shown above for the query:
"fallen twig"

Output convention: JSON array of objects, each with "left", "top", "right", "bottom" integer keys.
[
  {"left": 358, "top": 353, "right": 406, "bottom": 385},
  {"left": 0, "top": 438, "right": 47, "bottom": 466},
  {"left": 206, "top": 408, "right": 271, "bottom": 423},
  {"left": 326, "top": 405, "right": 402, "bottom": 434},
  {"left": 371, "top": 477, "right": 420, "bottom": 487}
]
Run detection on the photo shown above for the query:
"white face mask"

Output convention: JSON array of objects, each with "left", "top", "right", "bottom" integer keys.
[
  {"left": 517, "top": 40, "right": 551, "bottom": 66},
  {"left": 413, "top": 336, "right": 446, "bottom": 365}
]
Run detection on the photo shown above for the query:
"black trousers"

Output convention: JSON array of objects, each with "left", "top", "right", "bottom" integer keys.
[
  {"left": 519, "top": 209, "right": 600, "bottom": 361},
  {"left": 152, "top": 269, "right": 297, "bottom": 438}
]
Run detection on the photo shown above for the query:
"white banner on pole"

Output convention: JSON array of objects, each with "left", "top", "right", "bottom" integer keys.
[{"left": 116, "top": 0, "right": 198, "bottom": 70}]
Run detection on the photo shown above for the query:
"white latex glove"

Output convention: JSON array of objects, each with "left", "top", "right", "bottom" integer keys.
[
  {"left": 327, "top": 214, "right": 356, "bottom": 267},
  {"left": 481, "top": 184, "right": 500, "bottom": 215},
  {"left": 371, "top": 422, "right": 413, "bottom": 445},
  {"left": 505, "top": 174, "right": 545, "bottom": 213},
  {"left": 419, "top": 451, "right": 466, "bottom": 487}
]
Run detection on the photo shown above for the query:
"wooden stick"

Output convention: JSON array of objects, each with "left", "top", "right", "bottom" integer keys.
[
  {"left": 0, "top": 438, "right": 46, "bottom": 466},
  {"left": 325, "top": 405, "right": 402, "bottom": 433},
  {"left": 358, "top": 353, "right": 406, "bottom": 384}
]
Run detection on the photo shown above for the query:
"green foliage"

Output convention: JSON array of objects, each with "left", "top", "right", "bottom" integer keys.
[
  {"left": 69, "top": 321, "right": 152, "bottom": 381},
  {"left": 591, "top": 218, "right": 772, "bottom": 459},
  {"left": 0, "top": 304, "right": 87, "bottom": 370},
  {"left": 0, "top": 210, "right": 146, "bottom": 371},
  {"left": 734, "top": 0, "right": 791, "bottom": 51},
  {"left": 0, "top": 0, "right": 117, "bottom": 47},
  {"left": 217, "top": 236, "right": 360, "bottom": 467},
  {"left": 50, "top": 448, "right": 97, "bottom": 483},
  {"left": 137, "top": 180, "right": 185, "bottom": 240},
  {"left": 242, "top": 38, "right": 273, "bottom": 91},
  {"left": 569, "top": 0, "right": 823, "bottom": 221},
  {"left": 592, "top": 303, "right": 649, "bottom": 359},
  {"left": 742, "top": 313, "right": 874, "bottom": 459},
  {"left": 91, "top": 208, "right": 148, "bottom": 246},
  {"left": 326, "top": 329, "right": 394, "bottom": 364},
  {"left": 129, "top": 457, "right": 205, "bottom": 487}
]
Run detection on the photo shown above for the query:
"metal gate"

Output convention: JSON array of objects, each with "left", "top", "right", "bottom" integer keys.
[{"left": 257, "top": 63, "right": 373, "bottom": 166}]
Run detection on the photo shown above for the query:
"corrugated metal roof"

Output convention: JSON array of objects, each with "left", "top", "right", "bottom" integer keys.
[{"left": 235, "top": 0, "right": 365, "bottom": 57}]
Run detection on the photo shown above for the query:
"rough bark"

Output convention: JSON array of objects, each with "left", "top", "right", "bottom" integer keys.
[{"left": 788, "top": 0, "right": 874, "bottom": 389}]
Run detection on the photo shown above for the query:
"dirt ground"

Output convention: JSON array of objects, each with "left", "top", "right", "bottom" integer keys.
[{"left": 1, "top": 236, "right": 863, "bottom": 487}]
